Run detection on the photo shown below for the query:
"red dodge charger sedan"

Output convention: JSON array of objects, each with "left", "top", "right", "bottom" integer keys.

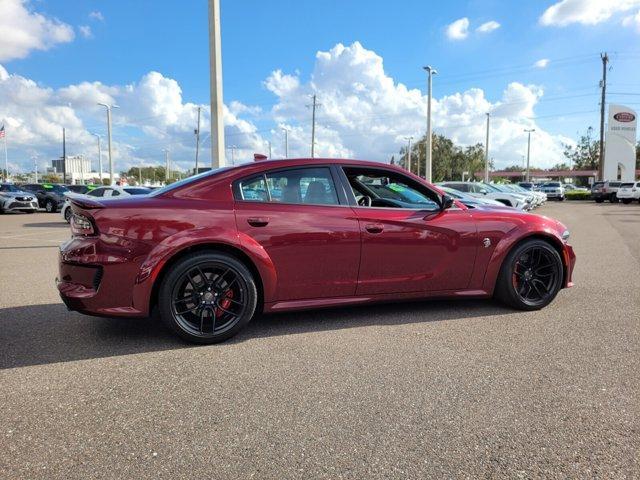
[{"left": 57, "top": 158, "right": 575, "bottom": 343}]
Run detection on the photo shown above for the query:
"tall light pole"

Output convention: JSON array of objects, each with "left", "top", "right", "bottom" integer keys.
[
  {"left": 98, "top": 103, "right": 118, "bottom": 184},
  {"left": 423, "top": 65, "right": 437, "bottom": 183},
  {"left": 33, "top": 157, "right": 38, "bottom": 183},
  {"left": 282, "top": 128, "right": 289, "bottom": 158},
  {"left": 308, "top": 95, "right": 321, "bottom": 158},
  {"left": 484, "top": 112, "right": 491, "bottom": 182},
  {"left": 598, "top": 52, "right": 608, "bottom": 181},
  {"left": 404, "top": 136, "right": 413, "bottom": 173},
  {"left": 208, "top": 0, "right": 225, "bottom": 168},
  {"left": 163, "top": 149, "right": 170, "bottom": 183},
  {"left": 92, "top": 133, "right": 103, "bottom": 183},
  {"left": 228, "top": 145, "right": 237, "bottom": 165},
  {"left": 195, "top": 105, "right": 201, "bottom": 174},
  {"left": 524, "top": 129, "right": 535, "bottom": 182}
]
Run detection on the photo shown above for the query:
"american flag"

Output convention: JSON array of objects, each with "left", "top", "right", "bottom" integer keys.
[{"left": 0, "top": 125, "right": 5, "bottom": 139}]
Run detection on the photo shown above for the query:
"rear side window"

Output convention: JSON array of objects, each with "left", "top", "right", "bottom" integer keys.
[
  {"left": 609, "top": 182, "right": 621, "bottom": 187},
  {"left": 237, "top": 167, "right": 340, "bottom": 206}
]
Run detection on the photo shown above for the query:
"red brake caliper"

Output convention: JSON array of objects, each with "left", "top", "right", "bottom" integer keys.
[{"left": 215, "top": 289, "right": 234, "bottom": 317}]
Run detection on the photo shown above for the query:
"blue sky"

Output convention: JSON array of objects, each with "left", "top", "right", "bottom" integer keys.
[{"left": 1, "top": 0, "right": 640, "bottom": 174}]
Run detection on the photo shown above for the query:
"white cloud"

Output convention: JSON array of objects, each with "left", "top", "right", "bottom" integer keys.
[
  {"left": 262, "top": 42, "right": 570, "bottom": 168},
  {"left": 0, "top": 0, "right": 75, "bottom": 61},
  {"left": 540, "top": 0, "right": 640, "bottom": 26},
  {"left": 446, "top": 17, "right": 470, "bottom": 40},
  {"left": 0, "top": 42, "right": 576, "bottom": 175},
  {"left": 534, "top": 58, "right": 550, "bottom": 68},
  {"left": 78, "top": 25, "right": 92, "bottom": 39},
  {"left": 476, "top": 20, "right": 501, "bottom": 33},
  {"left": 89, "top": 11, "right": 104, "bottom": 22},
  {"left": 622, "top": 10, "right": 640, "bottom": 31}
]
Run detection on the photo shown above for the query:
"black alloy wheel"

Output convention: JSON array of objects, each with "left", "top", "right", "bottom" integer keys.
[
  {"left": 45, "top": 199, "right": 55, "bottom": 213},
  {"left": 64, "top": 207, "right": 72, "bottom": 222},
  {"left": 495, "top": 239, "right": 563, "bottom": 310},
  {"left": 158, "top": 252, "right": 257, "bottom": 344}
]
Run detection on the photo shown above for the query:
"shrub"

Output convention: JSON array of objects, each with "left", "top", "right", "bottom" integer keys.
[{"left": 565, "top": 190, "right": 591, "bottom": 201}]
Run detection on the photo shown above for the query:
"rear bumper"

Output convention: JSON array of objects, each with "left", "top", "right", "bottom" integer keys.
[{"left": 56, "top": 237, "right": 148, "bottom": 317}]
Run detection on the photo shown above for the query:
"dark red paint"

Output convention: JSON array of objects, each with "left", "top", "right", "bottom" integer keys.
[{"left": 57, "top": 159, "right": 575, "bottom": 318}]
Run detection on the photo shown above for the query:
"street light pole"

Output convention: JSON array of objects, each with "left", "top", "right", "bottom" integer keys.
[
  {"left": 195, "top": 105, "right": 201, "bottom": 174},
  {"left": 92, "top": 133, "right": 103, "bottom": 183},
  {"left": 98, "top": 103, "right": 118, "bottom": 185},
  {"left": 524, "top": 129, "right": 535, "bottom": 182},
  {"left": 164, "top": 149, "right": 170, "bottom": 183},
  {"left": 404, "top": 136, "right": 413, "bottom": 173},
  {"left": 208, "top": 0, "right": 225, "bottom": 168},
  {"left": 423, "top": 65, "right": 437, "bottom": 183},
  {"left": 484, "top": 112, "right": 490, "bottom": 182}
]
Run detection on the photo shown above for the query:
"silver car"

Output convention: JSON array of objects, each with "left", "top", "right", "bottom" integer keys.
[{"left": 0, "top": 183, "right": 39, "bottom": 213}]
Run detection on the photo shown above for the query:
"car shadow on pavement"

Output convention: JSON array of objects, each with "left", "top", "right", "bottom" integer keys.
[
  {"left": 0, "top": 299, "right": 512, "bottom": 370},
  {"left": 22, "top": 222, "right": 69, "bottom": 228}
]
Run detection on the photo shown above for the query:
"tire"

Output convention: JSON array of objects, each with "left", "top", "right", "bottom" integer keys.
[
  {"left": 45, "top": 199, "right": 55, "bottom": 213},
  {"left": 64, "top": 207, "right": 72, "bottom": 222},
  {"left": 559, "top": 196, "right": 565, "bottom": 202},
  {"left": 610, "top": 194, "right": 618, "bottom": 203},
  {"left": 622, "top": 199, "right": 632, "bottom": 204},
  {"left": 595, "top": 198, "right": 604, "bottom": 203},
  {"left": 494, "top": 239, "right": 563, "bottom": 311},
  {"left": 158, "top": 252, "right": 258, "bottom": 344}
]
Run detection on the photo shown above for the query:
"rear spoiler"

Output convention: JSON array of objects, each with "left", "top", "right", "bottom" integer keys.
[{"left": 69, "top": 196, "right": 104, "bottom": 210}]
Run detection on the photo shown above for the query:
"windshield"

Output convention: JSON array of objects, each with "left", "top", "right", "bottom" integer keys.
[
  {"left": 0, "top": 184, "right": 22, "bottom": 192},
  {"left": 149, "top": 168, "right": 232, "bottom": 197},
  {"left": 44, "top": 184, "right": 69, "bottom": 193}
]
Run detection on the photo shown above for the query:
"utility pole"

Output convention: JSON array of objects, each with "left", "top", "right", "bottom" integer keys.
[
  {"left": 423, "top": 65, "right": 437, "bottom": 183},
  {"left": 98, "top": 103, "right": 118, "bottom": 184},
  {"left": 404, "top": 136, "right": 413, "bottom": 173},
  {"left": 598, "top": 52, "right": 608, "bottom": 181},
  {"left": 195, "top": 106, "right": 201, "bottom": 174},
  {"left": 282, "top": 128, "right": 289, "bottom": 158},
  {"left": 138, "top": 165, "right": 143, "bottom": 185},
  {"left": 484, "top": 112, "right": 491, "bottom": 182},
  {"left": 62, "top": 128, "right": 67, "bottom": 184},
  {"left": 268, "top": 141, "right": 272, "bottom": 159},
  {"left": 208, "top": 0, "right": 225, "bottom": 168},
  {"left": 308, "top": 94, "right": 321, "bottom": 158},
  {"left": 524, "top": 129, "right": 535, "bottom": 182},
  {"left": 34, "top": 157, "right": 38, "bottom": 183},
  {"left": 92, "top": 133, "right": 103, "bottom": 183},
  {"left": 228, "top": 145, "right": 237, "bottom": 164}
]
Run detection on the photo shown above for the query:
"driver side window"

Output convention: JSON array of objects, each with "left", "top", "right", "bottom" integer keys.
[{"left": 343, "top": 167, "right": 440, "bottom": 210}]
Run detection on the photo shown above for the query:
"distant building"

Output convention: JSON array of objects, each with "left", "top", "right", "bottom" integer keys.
[{"left": 51, "top": 156, "right": 111, "bottom": 183}]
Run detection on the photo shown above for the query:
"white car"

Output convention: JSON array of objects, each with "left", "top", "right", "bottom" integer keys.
[
  {"left": 61, "top": 185, "right": 151, "bottom": 222},
  {"left": 617, "top": 181, "right": 640, "bottom": 204},
  {"left": 439, "top": 182, "right": 529, "bottom": 210}
]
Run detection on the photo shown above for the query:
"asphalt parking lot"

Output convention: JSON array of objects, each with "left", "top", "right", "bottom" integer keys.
[{"left": 1, "top": 202, "right": 638, "bottom": 479}]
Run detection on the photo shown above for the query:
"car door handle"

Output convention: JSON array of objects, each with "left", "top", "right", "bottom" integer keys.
[
  {"left": 364, "top": 223, "right": 384, "bottom": 234},
  {"left": 247, "top": 217, "right": 269, "bottom": 227}
]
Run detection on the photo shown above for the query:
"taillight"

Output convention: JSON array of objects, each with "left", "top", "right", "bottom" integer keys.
[{"left": 70, "top": 213, "right": 96, "bottom": 236}]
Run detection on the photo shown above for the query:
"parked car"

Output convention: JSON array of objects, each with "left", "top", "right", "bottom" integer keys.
[
  {"left": 617, "top": 182, "right": 640, "bottom": 204},
  {"left": 66, "top": 184, "right": 100, "bottom": 194},
  {"left": 436, "top": 185, "right": 507, "bottom": 208},
  {"left": 487, "top": 183, "right": 536, "bottom": 209},
  {"left": 539, "top": 182, "right": 565, "bottom": 201},
  {"left": 61, "top": 185, "right": 151, "bottom": 222},
  {"left": 502, "top": 183, "right": 546, "bottom": 207},
  {"left": 0, "top": 183, "right": 39, "bottom": 214},
  {"left": 58, "top": 159, "right": 576, "bottom": 344},
  {"left": 20, "top": 183, "right": 69, "bottom": 212},
  {"left": 439, "top": 182, "right": 529, "bottom": 210},
  {"left": 591, "top": 181, "right": 622, "bottom": 203}
]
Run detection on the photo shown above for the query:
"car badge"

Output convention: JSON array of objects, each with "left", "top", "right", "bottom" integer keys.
[{"left": 482, "top": 238, "right": 491, "bottom": 248}]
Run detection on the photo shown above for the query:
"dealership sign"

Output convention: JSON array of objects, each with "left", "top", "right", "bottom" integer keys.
[{"left": 604, "top": 104, "right": 637, "bottom": 182}]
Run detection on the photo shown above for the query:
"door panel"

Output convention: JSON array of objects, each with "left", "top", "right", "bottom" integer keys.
[
  {"left": 235, "top": 202, "right": 361, "bottom": 301},
  {"left": 354, "top": 207, "right": 478, "bottom": 295}
]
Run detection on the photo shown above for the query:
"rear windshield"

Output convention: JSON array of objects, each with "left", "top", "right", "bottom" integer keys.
[{"left": 148, "top": 168, "right": 232, "bottom": 197}]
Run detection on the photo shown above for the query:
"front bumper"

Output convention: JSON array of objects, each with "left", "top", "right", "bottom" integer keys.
[{"left": 1, "top": 199, "right": 39, "bottom": 212}]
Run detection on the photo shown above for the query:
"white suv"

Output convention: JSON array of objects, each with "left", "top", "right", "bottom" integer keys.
[{"left": 617, "top": 182, "right": 640, "bottom": 204}]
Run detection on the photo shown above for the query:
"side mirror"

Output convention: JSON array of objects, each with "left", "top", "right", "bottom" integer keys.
[
  {"left": 441, "top": 194, "right": 455, "bottom": 210},
  {"left": 479, "top": 189, "right": 488, "bottom": 195}
]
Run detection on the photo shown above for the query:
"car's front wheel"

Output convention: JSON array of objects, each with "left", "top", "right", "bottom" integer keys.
[
  {"left": 158, "top": 252, "right": 258, "bottom": 344},
  {"left": 45, "top": 199, "right": 55, "bottom": 213},
  {"left": 64, "top": 207, "right": 72, "bottom": 222},
  {"left": 495, "top": 239, "right": 563, "bottom": 311}
]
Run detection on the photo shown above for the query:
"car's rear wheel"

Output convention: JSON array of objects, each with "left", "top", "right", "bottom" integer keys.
[
  {"left": 45, "top": 199, "right": 55, "bottom": 213},
  {"left": 495, "top": 239, "right": 563, "bottom": 311},
  {"left": 622, "top": 199, "right": 632, "bottom": 204},
  {"left": 595, "top": 198, "right": 604, "bottom": 203},
  {"left": 64, "top": 207, "right": 72, "bottom": 222},
  {"left": 158, "top": 252, "right": 257, "bottom": 344}
]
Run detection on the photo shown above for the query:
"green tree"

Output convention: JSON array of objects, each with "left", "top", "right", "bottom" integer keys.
[{"left": 563, "top": 127, "right": 600, "bottom": 170}]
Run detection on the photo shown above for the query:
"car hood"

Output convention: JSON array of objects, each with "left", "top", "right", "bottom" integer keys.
[{"left": 0, "top": 191, "right": 34, "bottom": 199}]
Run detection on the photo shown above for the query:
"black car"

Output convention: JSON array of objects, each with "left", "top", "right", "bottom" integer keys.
[{"left": 21, "top": 183, "right": 69, "bottom": 212}]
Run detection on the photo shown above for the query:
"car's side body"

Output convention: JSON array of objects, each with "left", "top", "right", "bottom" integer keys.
[{"left": 58, "top": 159, "right": 575, "bottom": 320}]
